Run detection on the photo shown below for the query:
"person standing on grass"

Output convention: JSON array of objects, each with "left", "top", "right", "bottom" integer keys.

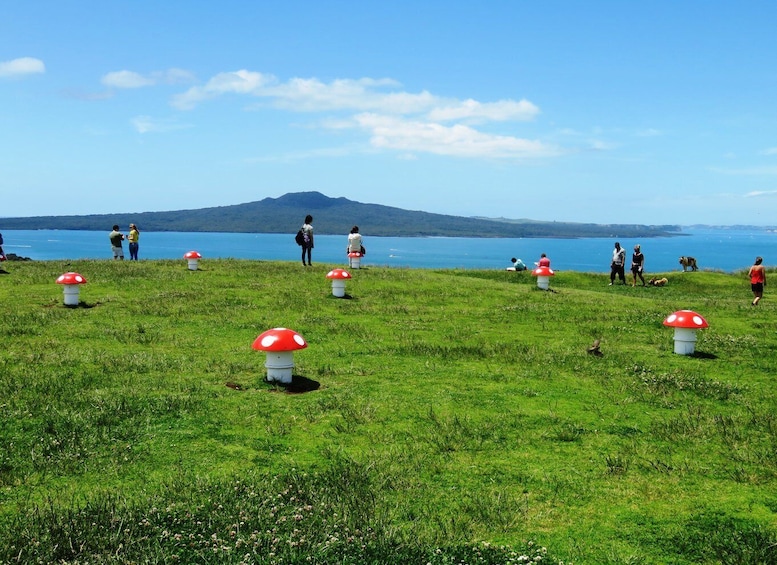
[
  {"left": 128, "top": 223, "right": 140, "bottom": 260},
  {"left": 109, "top": 225, "right": 125, "bottom": 260},
  {"left": 609, "top": 242, "right": 626, "bottom": 285},
  {"left": 301, "top": 215, "right": 314, "bottom": 266},
  {"left": 631, "top": 244, "right": 646, "bottom": 287},
  {"left": 748, "top": 256, "right": 766, "bottom": 306}
]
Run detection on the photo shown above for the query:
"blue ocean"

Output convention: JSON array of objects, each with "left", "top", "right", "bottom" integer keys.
[{"left": 2, "top": 228, "right": 775, "bottom": 273}]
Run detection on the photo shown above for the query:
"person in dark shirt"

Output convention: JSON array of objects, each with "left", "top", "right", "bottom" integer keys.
[{"left": 109, "top": 225, "right": 125, "bottom": 260}]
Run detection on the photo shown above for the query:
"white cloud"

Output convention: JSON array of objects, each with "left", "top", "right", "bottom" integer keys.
[
  {"left": 427, "top": 99, "right": 539, "bottom": 122},
  {"left": 0, "top": 57, "right": 45, "bottom": 78},
  {"left": 352, "top": 113, "right": 561, "bottom": 159},
  {"left": 131, "top": 115, "right": 191, "bottom": 134},
  {"left": 172, "top": 70, "right": 276, "bottom": 110},
  {"left": 760, "top": 147, "right": 777, "bottom": 156},
  {"left": 746, "top": 190, "right": 777, "bottom": 198},
  {"left": 170, "top": 69, "right": 555, "bottom": 159},
  {"left": 103, "top": 68, "right": 196, "bottom": 89},
  {"left": 102, "top": 70, "right": 155, "bottom": 89}
]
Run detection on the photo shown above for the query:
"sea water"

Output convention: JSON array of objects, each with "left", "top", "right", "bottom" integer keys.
[{"left": 2, "top": 228, "right": 775, "bottom": 273}]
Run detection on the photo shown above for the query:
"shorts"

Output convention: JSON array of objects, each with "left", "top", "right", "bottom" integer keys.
[
  {"left": 112, "top": 245, "right": 124, "bottom": 258},
  {"left": 752, "top": 282, "right": 764, "bottom": 293}
]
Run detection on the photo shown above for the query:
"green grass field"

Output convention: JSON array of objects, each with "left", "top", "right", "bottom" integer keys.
[{"left": 1, "top": 259, "right": 776, "bottom": 564}]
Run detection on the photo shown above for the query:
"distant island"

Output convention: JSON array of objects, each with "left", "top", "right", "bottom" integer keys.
[{"left": 1, "top": 191, "right": 683, "bottom": 239}]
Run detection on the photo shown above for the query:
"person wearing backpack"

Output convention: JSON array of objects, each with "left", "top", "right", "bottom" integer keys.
[{"left": 300, "top": 215, "right": 314, "bottom": 266}]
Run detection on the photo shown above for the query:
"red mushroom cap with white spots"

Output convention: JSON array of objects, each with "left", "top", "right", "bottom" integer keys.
[
  {"left": 326, "top": 268, "right": 352, "bottom": 279},
  {"left": 184, "top": 251, "right": 202, "bottom": 259},
  {"left": 663, "top": 310, "right": 709, "bottom": 329},
  {"left": 348, "top": 251, "right": 362, "bottom": 257},
  {"left": 56, "top": 272, "right": 87, "bottom": 285},
  {"left": 252, "top": 328, "right": 308, "bottom": 352},
  {"left": 531, "top": 266, "right": 554, "bottom": 277}
]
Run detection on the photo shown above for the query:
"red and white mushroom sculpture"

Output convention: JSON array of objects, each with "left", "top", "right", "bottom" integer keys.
[
  {"left": 347, "top": 251, "right": 363, "bottom": 269},
  {"left": 184, "top": 250, "right": 202, "bottom": 270},
  {"left": 531, "top": 265, "right": 555, "bottom": 290},
  {"left": 252, "top": 327, "right": 308, "bottom": 383},
  {"left": 663, "top": 309, "right": 709, "bottom": 355},
  {"left": 56, "top": 272, "right": 87, "bottom": 306},
  {"left": 326, "top": 268, "right": 352, "bottom": 297}
]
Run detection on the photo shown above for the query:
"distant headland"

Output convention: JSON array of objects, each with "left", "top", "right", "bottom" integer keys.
[{"left": 1, "top": 191, "right": 682, "bottom": 239}]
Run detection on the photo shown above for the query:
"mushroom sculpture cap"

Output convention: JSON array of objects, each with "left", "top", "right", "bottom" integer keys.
[
  {"left": 252, "top": 328, "right": 308, "bottom": 352},
  {"left": 326, "top": 268, "right": 352, "bottom": 280},
  {"left": 531, "top": 266, "right": 555, "bottom": 277},
  {"left": 347, "top": 252, "right": 362, "bottom": 257},
  {"left": 184, "top": 251, "right": 202, "bottom": 259},
  {"left": 663, "top": 310, "right": 709, "bottom": 329},
  {"left": 56, "top": 272, "right": 87, "bottom": 285}
]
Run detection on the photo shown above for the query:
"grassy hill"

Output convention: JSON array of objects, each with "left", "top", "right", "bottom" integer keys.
[
  {"left": 1, "top": 259, "right": 775, "bottom": 563},
  {"left": 0, "top": 191, "right": 681, "bottom": 238}
]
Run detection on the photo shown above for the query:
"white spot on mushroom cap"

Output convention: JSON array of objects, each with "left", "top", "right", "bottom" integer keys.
[
  {"left": 692, "top": 315, "right": 703, "bottom": 326},
  {"left": 666, "top": 314, "right": 677, "bottom": 323},
  {"left": 260, "top": 335, "right": 279, "bottom": 348}
]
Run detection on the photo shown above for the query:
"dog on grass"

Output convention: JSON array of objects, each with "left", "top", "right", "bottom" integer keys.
[
  {"left": 679, "top": 256, "right": 698, "bottom": 272},
  {"left": 648, "top": 277, "right": 668, "bottom": 287}
]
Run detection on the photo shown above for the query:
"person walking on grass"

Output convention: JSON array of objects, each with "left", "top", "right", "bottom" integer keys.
[
  {"left": 109, "top": 225, "right": 125, "bottom": 260},
  {"left": 301, "top": 215, "right": 314, "bottom": 266},
  {"left": 128, "top": 223, "right": 140, "bottom": 260},
  {"left": 748, "top": 256, "right": 766, "bottom": 306},
  {"left": 631, "top": 244, "right": 645, "bottom": 287},
  {"left": 609, "top": 242, "right": 626, "bottom": 285}
]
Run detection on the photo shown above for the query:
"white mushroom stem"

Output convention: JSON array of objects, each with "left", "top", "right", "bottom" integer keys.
[
  {"left": 536, "top": 276, "right": 550, "bottom": 290},
  {"left": 187, "top": 258, "right": 199, "bottom": 271},
  {"left": 62, "top": 285, "right": 81, "bottom": 306},
  {"left": 672, "top": 327, "right": 698, "bottom": 355},
  {"left": 331, "top": 279, "right": 346, "bottom": 297},
  {"left": 349, "top": 254, "right": 362, "bottom": 269},
  {"left": 264, "top": 351, "right": 295, "bottom": 383}
]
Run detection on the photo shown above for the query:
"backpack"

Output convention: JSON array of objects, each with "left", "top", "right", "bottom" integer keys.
[{"left": 295, "top": 230, "right": 305, "bottom": 246}]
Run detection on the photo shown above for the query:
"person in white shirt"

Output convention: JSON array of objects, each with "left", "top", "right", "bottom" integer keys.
[
  {"left": 347, "top": 226, "right": 363, "bottom": 254},
  {"left": 609, "top": 242, "right": 626, "bottom": 285}
]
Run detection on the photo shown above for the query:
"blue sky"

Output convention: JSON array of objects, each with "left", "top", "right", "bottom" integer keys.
[{"left": 2, "top": 1, "right": 776, "bottom": 225}]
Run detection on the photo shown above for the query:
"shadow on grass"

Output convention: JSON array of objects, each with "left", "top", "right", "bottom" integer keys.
[
  {"left": 261, "top": 375, "right": 321, "bottom": 394},
  {"left": 64, "top": 301, "right": 100, "bottom": 309},
  {"left": 689, "top": 351, "right": 718, "bottom": 360}
]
